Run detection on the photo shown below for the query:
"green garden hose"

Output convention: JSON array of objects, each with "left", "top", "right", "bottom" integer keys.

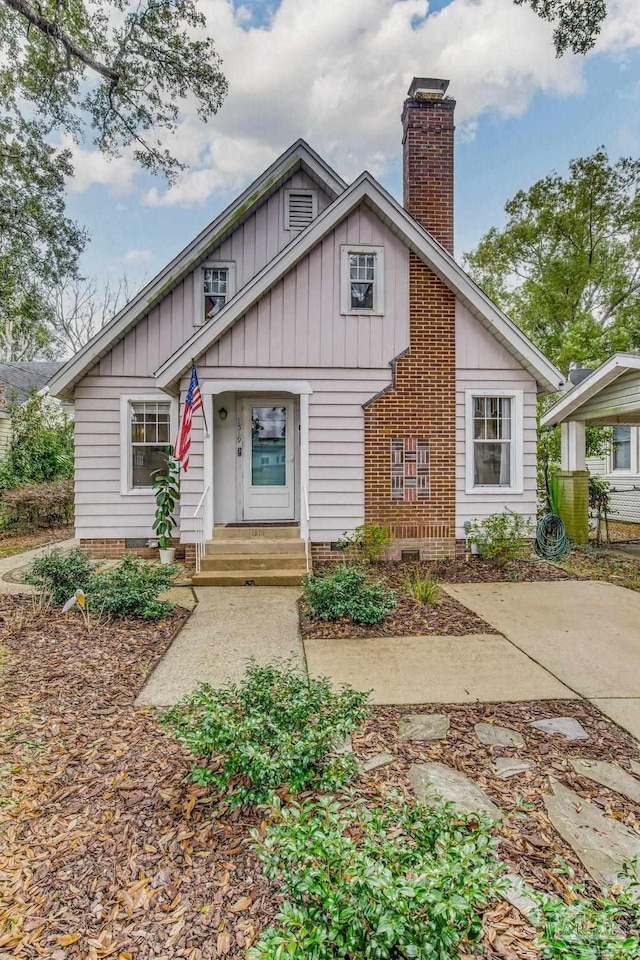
[{"left": 535, "top": 513, "right": 570, "bottom": 560}]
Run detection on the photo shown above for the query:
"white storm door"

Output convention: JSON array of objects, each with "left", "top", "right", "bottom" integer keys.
[{"left": 241, "top": 400, "right": 295, "bottom": 520}]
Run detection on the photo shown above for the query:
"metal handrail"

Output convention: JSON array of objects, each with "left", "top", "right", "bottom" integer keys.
[{"left": 192, "top": 486, "right": 209, "bottom": 573}]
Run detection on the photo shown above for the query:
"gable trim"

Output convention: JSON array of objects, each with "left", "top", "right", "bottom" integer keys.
[
  {"left": 156, "top": 173, "right": 563, "bottom": 395},
  {"left": 48, "top": 140, "right": 347, "bottom": 401}
]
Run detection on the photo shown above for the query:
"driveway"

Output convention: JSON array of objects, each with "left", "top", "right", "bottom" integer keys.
[{"left": 444, "top": 580, "right": 640, "bottom": 740}]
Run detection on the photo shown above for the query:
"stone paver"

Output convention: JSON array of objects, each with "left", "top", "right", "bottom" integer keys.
[
  {"left": 335, "top": 735, "right": 353, "bottom": 754},
  {"left": 493, "top": 757, "right": 533, "bottom": 779},
  {"left": 530, "top": 717, "right": 588, "bottom": 740},
  {"left": 408, "top": 762, "right": 501, "bottom": 820},
  {"left": 137, "top": 586, "right": 303, "bottom": 706},
  {"left": 361, "top": 752, "right": 395, "bottom": 773},
  {"left": 543, "top": 778, "right": 640, "bottom": 890},
  {"left": 399, "top": 714, "right": 449, "bottom": 741},
  {"left": 475, "top": 722, "right": 525, "bottom": 748},
  {"left": 570, "top": 758, "right": 640, "bottom": 805},
  {"left": 631, "top": 760, "right": 640, "bottom": 777},
  {"left": 303, "top": 634, "right": 574, "bottom": 705}
]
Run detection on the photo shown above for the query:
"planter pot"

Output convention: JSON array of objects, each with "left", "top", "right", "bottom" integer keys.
[
  {"left": 470, "top": 542, "right": 480, "bottom": 556},
  {"left": 159, "top": 547, "right": 176, "bottom": 565}
]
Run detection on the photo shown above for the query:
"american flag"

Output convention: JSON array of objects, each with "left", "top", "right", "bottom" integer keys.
[{"left": 175, "top": 365, "right": 203, "bottom": 472}]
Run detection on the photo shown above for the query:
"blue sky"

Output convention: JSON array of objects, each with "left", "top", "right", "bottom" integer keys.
[{"left": 63, "top": 0, "right": 640, "bottom": 291}]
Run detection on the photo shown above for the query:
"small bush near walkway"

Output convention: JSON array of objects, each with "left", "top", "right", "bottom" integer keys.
[
  {"left": 302, "top": 563, "right": 397, "bottom": 625},
  {"left": 249, "top": 793, "right": 504, "bottom": 960},
  {"left": 162, "top": 660, "right": 370, "bottom": 808},
  {"left": 26, "top": 549, "right": 177, "bottom": 619},
  {"left": 467, "top": 510, "right": 533, "bottom": 567}
]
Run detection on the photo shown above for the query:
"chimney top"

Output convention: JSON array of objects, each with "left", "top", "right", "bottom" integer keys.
[{"left": 407, "top": 77, "right": 450, "bottom": 100}]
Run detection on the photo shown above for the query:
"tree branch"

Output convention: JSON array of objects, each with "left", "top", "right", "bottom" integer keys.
[{"left": 3, "top": 0, "right": 119, "bottom": 84}]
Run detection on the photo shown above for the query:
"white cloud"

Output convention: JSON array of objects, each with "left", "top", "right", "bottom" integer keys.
[
  {"left": 123, "top": 249, "right": 153, "bottom": 268},
  {"left": 66, "top": 0, "right": 640, "bottom": 204},
  {"left": 60, "top": 134, "right": 138, "bottom": 194}
]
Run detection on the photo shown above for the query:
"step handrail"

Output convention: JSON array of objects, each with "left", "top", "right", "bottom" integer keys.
[{"left": 192, "top": 486, "right": 209, "bottom": 574}]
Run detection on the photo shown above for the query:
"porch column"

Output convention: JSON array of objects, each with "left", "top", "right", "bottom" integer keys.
[
  {"left": 300, "top": 392, "right": 310, "bottom": 541},
  {"left": 557, "top": 419, "right": 589, "bottom": 543}
]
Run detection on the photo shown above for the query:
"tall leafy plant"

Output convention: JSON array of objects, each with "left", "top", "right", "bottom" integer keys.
[
  {"left": 152, "top": 455, "right": 180, "bottom": 549},
  {"left": 0, "top": 391, "right": 73, "bottom": 491}
]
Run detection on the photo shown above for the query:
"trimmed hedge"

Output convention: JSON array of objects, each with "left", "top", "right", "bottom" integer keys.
[{"left": 1, "top": 479, "right": 74, "bottom": 532}]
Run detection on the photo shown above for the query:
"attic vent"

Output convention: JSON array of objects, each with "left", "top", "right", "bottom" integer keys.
[{"left": 284, "top": 189, "right": 317, "bottom": 231}]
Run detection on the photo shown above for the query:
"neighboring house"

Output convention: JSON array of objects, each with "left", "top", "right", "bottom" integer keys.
[
  {"left": 49, "top": 77, "right": 563, "bottom": 580},
  {"left": 542, "top": 355, "right": 640, "bottom": 541},
  {"left": 0, "top": 361, "right": 66, "bottom": 455}
]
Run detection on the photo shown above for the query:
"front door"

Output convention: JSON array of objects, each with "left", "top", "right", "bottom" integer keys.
[{"left": 241, "top": 399, "right": 295, "bottom": 521}]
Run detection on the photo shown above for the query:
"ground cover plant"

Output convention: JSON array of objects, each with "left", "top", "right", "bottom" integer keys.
[
  {"left": 302, "top": 563, "right": 397, "bottom": 625},
  {"left": 163, "top": 660, "right": 370, "bottom": 808},
  {"left": 403, "top": 569, "right": 441, "bottom": 606},
  {"left": 558, "top": 545, "right": 640, "bottom": 592},
  {"left": 25, "top": 548, "right": 178, "bottom": 618},
  {"left": 249, "top": 793, "right": 504, "bottom": 960}
]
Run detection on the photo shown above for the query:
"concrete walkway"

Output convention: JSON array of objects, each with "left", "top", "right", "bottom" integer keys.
[
  {"left": 137, "top": 586, "right": 304, "bottom": 706},
  {"left": 445, "top": 580, "right": 640, "bottom": 740},
  {"left": 0, "top": 537, "right": 78, "bottom": 594}
]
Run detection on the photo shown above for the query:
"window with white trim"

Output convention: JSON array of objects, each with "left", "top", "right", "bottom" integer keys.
[
  {"left": 465, "top": 390, "right": 523, "bottom": 493},
  {"left": 340, "top": 245, "right": 385, "bottom": 315},
  {"left": 128, "top": 400, "right": 171, "bottom": 490},
  {"left": 199, "top": 262, "right": 235, "bottom": 325},
  {"left": 284, "top": 189, "right": 317, "bottom": 231},
  {"left": 612, "top": 425, "right": 632, "bottom": 471}
]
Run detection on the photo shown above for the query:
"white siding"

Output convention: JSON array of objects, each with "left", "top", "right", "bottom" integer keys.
[
  {"left": 455, "top": 302, "right": 538, "bottom": 537},
  {"left": 578, "top": 370, "right": 640, "bottom": 423}
]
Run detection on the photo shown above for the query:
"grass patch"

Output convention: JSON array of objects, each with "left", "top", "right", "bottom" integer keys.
[{"left": 558, "top": 545, "right": 640, "bottom": 592}]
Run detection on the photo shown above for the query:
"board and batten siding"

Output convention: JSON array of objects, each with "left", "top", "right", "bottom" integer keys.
[
  {"left": 204, "top": 205, "right": 409, "bottom": 369},
  {"left": 455, "top": 302, "right": 538, "bottom": 538}
]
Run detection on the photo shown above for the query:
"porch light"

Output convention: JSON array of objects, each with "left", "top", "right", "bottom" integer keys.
[{"left": 218, "top": 407, "right": 228, "bottom": 421}]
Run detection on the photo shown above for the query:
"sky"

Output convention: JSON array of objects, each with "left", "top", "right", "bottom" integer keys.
[{"left": 62, "top": 0, "right": 640, "bottom": 293}]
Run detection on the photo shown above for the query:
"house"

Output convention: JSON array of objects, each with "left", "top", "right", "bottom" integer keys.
[
  {"left": 49, "top": 77, "right": 563, "bottom": 583},
  {"left": 0, "top": 361, "right": 66, "bottom": 455},
  {"left": 541, "top": 354, "right": 640, "bottom": 544}
]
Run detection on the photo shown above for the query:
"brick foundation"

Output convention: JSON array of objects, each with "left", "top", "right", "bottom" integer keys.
[
  {"left": 79, "top": 538, "right": 187, "bottom": 561},
  {"left": 311, "top": 538, "right": 466, "bottom": 564}
]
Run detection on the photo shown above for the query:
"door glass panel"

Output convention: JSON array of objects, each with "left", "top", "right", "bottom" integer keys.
[{"left": 251, "top": 406, "right": 287, "bottom": 486}]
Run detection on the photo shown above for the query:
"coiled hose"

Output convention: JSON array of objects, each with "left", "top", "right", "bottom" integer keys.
[{"left": 535, "top": 513, "right": 570, "bottom": 560}]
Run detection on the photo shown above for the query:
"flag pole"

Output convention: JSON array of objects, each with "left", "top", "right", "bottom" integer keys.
[{"left": 193, "top": 359, "right": 210, "bottom": 437}]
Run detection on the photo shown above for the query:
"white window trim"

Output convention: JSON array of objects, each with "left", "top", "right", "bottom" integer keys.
[
  {"left": 340, "top": 244, "right": 385, "bottom": 316},
  {"left": 120, "top": 394, "right": 178, "bottom": 496},
  {"left": 196, "top": 261, "right": 236, "bottom": 327},
  {"left": 283, "top": 188, "right": 318, "bottom": 231},
  {"left": 465, "top": 389, "right": 524, "bottom": 495},
  {"left": 606, "top": 424, "right": 640, "bottom": 478}
]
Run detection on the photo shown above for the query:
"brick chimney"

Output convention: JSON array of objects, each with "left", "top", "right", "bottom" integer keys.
[{"left": 402, "top": 77, "right": 455, "bottom": 253}]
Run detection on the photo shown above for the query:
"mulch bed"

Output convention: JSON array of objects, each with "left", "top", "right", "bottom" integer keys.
[
  {"left": 365, "top": 557, "right": 578, "bottom": 587},
  {"left": 2, "top": 594, "right": 640, "bottom": 959},
  {"left": 299, "top": 592, "right": 497, "bottom": 640}
]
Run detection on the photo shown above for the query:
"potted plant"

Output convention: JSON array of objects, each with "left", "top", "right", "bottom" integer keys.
[{"left": 152, "top": 454, "right": 180, "bottom": 564}]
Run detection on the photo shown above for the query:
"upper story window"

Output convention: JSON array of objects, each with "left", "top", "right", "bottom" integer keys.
[
  {"left": 611, "top": 425, "right": 635, "bottom": 472},
  {"left": 340, "top": 245, "right": 385, "bottom": 315},
  {"left": 199, "top": 261, "right": 235, "bottom": 325},
  {"left": 284, "top": 189, "right": 318, "bottom": 231},
  {"left": 465, "top": 390, "right": 523, "bottom": 494}
]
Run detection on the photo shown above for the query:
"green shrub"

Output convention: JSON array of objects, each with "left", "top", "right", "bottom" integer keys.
[
  {"left": 0, "top": 392, "right": 74, "bottom": 492},
  {"left": 403, "top": 569, "right": 441, "bottom": 606},
  {"left": 467, "top": 511, "right": 533, "bottom": 567},
  {"left": 249, "top": 793, "right": 504, "bottom": 960},
  {"left": 302, "top": 564, "right": 397, "bottom": 625},
  {"left": 537, "top": 861, "right": 640, "bottom": 959},
  {"left": 162, "top": 660, "right": 370, "bottom": 808},
  {"left": 337, "top": 523, "right": 393, "bottom": 562},
  {"left": 1, "top": 478, "right": 74, "bottom": 532},
  {"left": 25, "top": 547, "right": 95, "bottom": 605},
  {"left": 88, "top": 554, "right": 177, "bottom": 620}
]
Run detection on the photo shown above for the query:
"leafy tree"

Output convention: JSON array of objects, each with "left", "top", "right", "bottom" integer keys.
[
  {"left": 0, "top": 391, "right": 74, "bottom": 490},
  {"left": 514, "top": 0, "right": 607, "bottom": 55},
  {"left": 465, "top": 150, "right": 640, "bottom": 374},
  {"left": 0, "top": 116, "right": 86, "bottom": 359},
  {"left": 0, "top": 0, "right": 227, "bottom": 180}
]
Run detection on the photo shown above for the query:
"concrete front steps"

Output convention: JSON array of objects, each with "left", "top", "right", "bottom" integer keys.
[{"left": 191, "top": 524, "right": 308, "bottom": 586}]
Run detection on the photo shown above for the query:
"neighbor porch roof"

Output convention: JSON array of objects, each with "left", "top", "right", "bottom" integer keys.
[{"left": 541, "top": 354, "right": 640, "bottom": 426}]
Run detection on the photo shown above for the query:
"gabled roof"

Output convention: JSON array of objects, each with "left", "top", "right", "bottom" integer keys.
[
  {"left": 48, "top": 140, "right": 347, "bottom": 401},
  {"left": 0, "top": 361, "right": 64, "bottom": 408},
  {"left": 156, "top": 172, "right": 564, "bottom": 395},
  {"left": 541, "top": 353, "right": 640, "bottom": 426}
]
